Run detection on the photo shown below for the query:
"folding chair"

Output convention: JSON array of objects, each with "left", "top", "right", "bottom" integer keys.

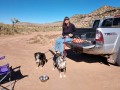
[{"left": 0, "top": 56, "right": 12, "bottom": 90}]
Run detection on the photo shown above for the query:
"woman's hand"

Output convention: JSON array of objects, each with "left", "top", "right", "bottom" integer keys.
[
  {"left": 63, "top": 34, "right": 73, "bottom": 38},
  {"left": 68, "top": 33, "right": 73, "bottom": 37},
  {"left": 63, "top": 35, "right": 69, "bottom": 38}
]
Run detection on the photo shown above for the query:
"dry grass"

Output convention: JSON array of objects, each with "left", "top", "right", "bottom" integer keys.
[
  {"left": 0, "top": 24, "right": 61, "bottom": 36},
  {"left": 28, "top": 34, "right": 61, "bottom": 45}
]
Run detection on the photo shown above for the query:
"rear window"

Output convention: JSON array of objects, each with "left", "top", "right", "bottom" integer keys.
[
  {"left": 93, "top": 20, "right": 100, "bottom": 28},
  {"left": 102, "top": 18, "right": 113, "bottom": 27},
  {"left": 101, "top": 17, "right": 120, "bottom": 28},
  {"left": 113, "top": 17, "right": 120, "bottom": 27}
]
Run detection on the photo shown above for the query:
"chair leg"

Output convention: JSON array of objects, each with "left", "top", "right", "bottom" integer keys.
[
  {"left": 0, "top": 72, "right": 12, "bottom": 90},
  {"left": 9, "top": 72, "right": 12, "bottom": 90},
  {"left": 0, "top": 84, "right": 9, "bottom": 90}
]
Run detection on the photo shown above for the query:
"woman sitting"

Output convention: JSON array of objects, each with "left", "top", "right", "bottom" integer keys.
[{"left": 54, "top": 16, "right": 76, "bottom": 57}]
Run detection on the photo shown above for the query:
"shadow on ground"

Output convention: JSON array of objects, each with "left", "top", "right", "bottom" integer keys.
[
  {"left": 66, "top": 49, "right": 110, "bottom": 66},
  {"left": 0, "top": 66, "right": 28, "bottom": 90}
]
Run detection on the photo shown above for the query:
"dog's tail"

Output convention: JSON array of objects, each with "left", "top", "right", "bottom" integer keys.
[{"left": 49, "top": 49, "right": 55, "bottom": 55}]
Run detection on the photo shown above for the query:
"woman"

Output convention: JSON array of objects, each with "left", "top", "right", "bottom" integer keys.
[{"left": 54, "top": 16, "right": 75, "bottom": 56}]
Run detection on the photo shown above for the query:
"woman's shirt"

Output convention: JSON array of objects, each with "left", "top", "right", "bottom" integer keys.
[{"left": 62, "top": 23, "right": 75, "bottom": 37}]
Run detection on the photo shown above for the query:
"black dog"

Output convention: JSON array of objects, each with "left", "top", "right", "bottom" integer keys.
[
  {"left": 34, "top": 52, "right": 48, "bottom": 69},
  {"left": 49, "top": 49, "right": 66, "bottom": 78}
]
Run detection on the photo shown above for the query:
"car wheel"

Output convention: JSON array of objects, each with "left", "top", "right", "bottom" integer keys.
[{"left": 116, "top": 47, "right": 120, "bottom": 66}]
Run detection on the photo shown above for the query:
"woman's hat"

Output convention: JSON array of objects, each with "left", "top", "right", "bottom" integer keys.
[{"left": 64, "top": 16, "right": 70, "bottom": 20}]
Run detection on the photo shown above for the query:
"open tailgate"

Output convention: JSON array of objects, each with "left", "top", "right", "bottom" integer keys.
[{"left": 66, "top": 41, "right": 95, "bottom": 53}]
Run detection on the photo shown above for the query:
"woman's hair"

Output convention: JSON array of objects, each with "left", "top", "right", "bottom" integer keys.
[{"left": 62, "top": 16, "right": 70, "bottom": 31}]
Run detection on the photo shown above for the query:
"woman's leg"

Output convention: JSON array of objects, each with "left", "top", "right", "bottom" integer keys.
[
  {"left": 54, "top": 37, "right": 63, "bottom": 52},
  {"left": 65, "top": 37, "right": 73, "bottom": 42},
  {"left": 55, "top": 37, "right": 73, "bottom": 56},
  {"left": 63, "top": 37, "right": 73, "bottom": 56}
]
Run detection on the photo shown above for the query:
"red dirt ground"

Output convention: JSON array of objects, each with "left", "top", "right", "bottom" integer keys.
[{"left": 0, "top": 31, "right": 120, "bottom": 90}]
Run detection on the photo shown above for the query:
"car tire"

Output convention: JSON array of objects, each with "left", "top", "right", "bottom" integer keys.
[{"left": 115, "top": 47, "right": 120, "bottom": 66}]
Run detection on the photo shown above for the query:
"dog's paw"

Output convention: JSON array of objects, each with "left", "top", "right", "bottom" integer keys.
[
  {"left": 60, "top": 76, "right": 62, "bottom": 78},
  {"left": 60, "top": 74, "right": 62, "bottom": 78},
  {"left": 63, "top": 75, "right": 66, "bottom": 78},
  {"left": 36, "top": 67, "right": 38, "bottom": 69},
  {"left": 52, "top": 68, "right": 55, "bottom": 71},
  {"left": 40, "top": 67, "right": 43, "bottom": 69}
]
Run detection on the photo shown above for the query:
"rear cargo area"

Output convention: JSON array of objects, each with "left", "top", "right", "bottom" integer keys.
[
  {"left": 74, "top": 28, "right": 96, "bottom": 42},
  {"left": 66, "top": 28, "right": 96, "bottom": 52}
]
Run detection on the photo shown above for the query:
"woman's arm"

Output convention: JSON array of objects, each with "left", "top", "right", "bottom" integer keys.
[{"left": 68, "top": 23, "right": 76, "bottom": 37}]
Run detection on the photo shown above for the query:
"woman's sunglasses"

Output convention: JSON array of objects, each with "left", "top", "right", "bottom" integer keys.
[{"left": 65, "top": 19, "right": 69, "bottom": 20}]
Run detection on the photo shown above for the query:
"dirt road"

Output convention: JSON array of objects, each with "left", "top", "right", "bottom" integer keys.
[{"left": 0, "top": 31, "right": 120, "bottom": 90}]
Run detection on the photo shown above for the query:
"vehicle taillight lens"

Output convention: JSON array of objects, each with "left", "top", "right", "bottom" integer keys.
[{"left": 96, "top": 30, "right": 104, "bottom": 45}]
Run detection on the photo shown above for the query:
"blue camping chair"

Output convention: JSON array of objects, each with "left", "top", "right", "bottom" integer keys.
[{"left": 0, "top": 56, "right": 12, "bottom": 90}]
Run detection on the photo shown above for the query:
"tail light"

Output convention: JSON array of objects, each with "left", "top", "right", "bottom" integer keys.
[{"left": 96, "top": 30, "right": 104, "bottom": 45}]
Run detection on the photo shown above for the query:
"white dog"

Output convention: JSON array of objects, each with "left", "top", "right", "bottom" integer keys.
[{"left": 49, "top": 49, "right": 66, "bottom": 78}]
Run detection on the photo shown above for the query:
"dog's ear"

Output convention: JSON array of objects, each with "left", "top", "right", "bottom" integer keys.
[
  {"left": 35, "top": 52, "right": 39, "bottom": 54},
  {"left": 34, "top": 52, "right": 37, "bottom": 56},
  {"left": 38, "top": 52, "right": 41, "bottom": 54}
]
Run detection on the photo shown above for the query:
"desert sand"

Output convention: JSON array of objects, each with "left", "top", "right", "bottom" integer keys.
[{"left": 0, "top": 31, "right": 120, "bottom": 90}]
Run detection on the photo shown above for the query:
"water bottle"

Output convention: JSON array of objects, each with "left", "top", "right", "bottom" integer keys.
[{"left": 81, "top": 34, "right": 86, "bottom": 40}]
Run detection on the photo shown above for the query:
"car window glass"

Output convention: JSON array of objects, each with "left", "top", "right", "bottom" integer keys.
[
  {"left": 113, "top": 18, "right": 120, "bottom": 27},
  {"left": 93, "top": 20, "right": 100, "bottom": 28},
  {"left": 102, "top": 18, "right": 113, "bottom": 27}
]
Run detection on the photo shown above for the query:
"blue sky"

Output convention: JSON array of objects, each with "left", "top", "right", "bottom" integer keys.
[{"left": 0, "top": 0, "right": 120, "bottom": 24}]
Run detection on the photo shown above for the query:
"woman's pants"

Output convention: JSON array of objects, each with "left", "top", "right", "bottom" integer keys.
[{"left": 54, "top": 37, "right": 73, "bottom": 56}]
